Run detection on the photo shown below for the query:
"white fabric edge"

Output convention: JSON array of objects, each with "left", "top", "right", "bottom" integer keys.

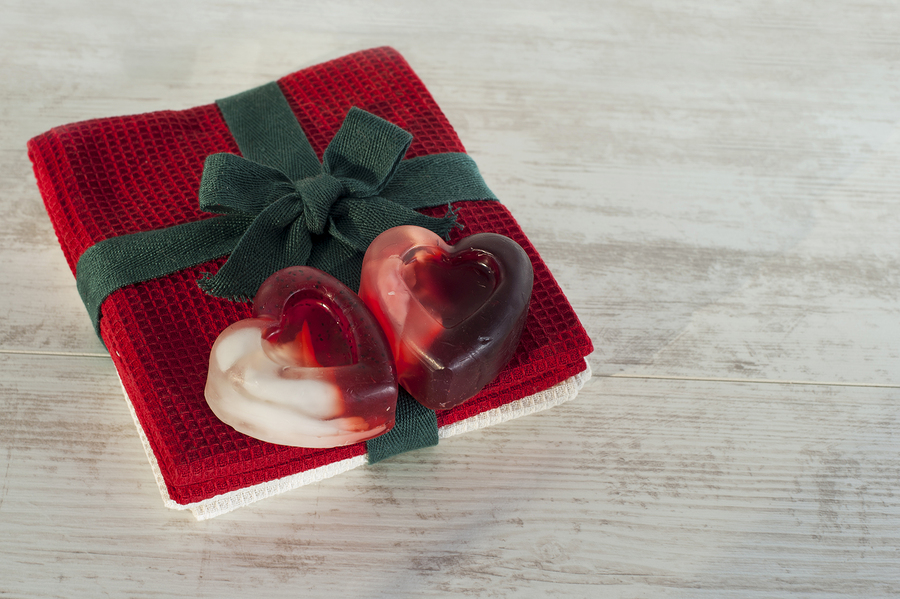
[{"left": 119, "top": 359, "right": 592, "bottom": 520}]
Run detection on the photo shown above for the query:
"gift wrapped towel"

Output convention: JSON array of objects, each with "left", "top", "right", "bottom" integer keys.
[{"left": 27, "top": 46, "right": 593, "bottom": 519}]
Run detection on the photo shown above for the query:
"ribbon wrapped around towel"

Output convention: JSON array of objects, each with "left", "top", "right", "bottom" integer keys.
[{"left": 76, "top": 81, "right": 497, "bottom": 336}]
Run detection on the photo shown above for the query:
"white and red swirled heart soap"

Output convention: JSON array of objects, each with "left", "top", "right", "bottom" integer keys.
[{"left": 205, "top": 266, "right": 397, "bottom": 448}]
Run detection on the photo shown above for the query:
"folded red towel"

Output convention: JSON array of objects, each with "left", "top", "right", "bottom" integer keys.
[{"left": 28, "top": 46, "right": 593, "bottom": 518}]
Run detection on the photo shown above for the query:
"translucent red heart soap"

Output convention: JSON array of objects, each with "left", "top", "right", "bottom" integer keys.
[
  {"left": 205, "top": 267, "right": 397, "bottom": 448},
  {"left": 358, "top": 225, "right": 534, "bottom": 410}
]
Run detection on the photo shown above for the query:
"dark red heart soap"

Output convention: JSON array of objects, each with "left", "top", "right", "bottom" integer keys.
[
  {"left": 205, "top": 266, "right": 397, "bottom": 448},
  {"left": 358, "top": 225, "right": 534, "bottom": 410}
]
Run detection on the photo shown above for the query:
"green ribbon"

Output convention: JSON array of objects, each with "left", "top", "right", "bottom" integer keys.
[
  {"left": 76, "top": 81, "right": 497, "bottom": 334},
  {"left": 75, "top": 81, "right": 497, "bottom": 462},
  {"left": 366, "top": 389, "right": 439, "bottom": 464}
]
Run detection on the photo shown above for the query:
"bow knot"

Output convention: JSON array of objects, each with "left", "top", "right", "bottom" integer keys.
[
  {"left": 194, "top": 105, "right": 492, "bottom": 300},
  {"left": 74, "top": 82, "right": 497, "bottom": 340},
  {"left": 294, "top": 173, "right": 345, "bottom": 234}
]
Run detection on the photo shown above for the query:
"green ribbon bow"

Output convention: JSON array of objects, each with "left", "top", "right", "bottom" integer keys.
[{"left": 76, "top": 82, "right": 497, "bottom": 335}]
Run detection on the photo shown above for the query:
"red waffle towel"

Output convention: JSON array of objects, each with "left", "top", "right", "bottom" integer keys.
[{"left": 28, "top": 47, "right": 593, "bottom": 518}]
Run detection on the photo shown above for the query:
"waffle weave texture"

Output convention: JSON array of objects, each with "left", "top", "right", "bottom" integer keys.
[{"left": 28, "top": 47, "right": 594, "bottom": 507}]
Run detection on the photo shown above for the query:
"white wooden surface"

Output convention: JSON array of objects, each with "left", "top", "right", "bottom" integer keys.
[{"left": 2, "top": 1, "right": 899, "bottom": 597}]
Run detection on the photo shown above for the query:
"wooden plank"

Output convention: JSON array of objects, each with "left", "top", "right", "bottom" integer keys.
[
  {"left": 5, "top": 1, "right": 900, "bottom": 383},
  {"left": 1, "top": 355, "right": 897, "bottom": 597}
]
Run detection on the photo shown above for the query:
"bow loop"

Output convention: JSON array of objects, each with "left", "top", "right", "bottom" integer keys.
[
  {"left": 324, "top": 107, "right": 413, "bottom": 198},
  {"left": 294, "top": 173, "right": 345, "bottom": 234},
  {"left": 198, "top": 153, "right": 296, "bottom": 216}
]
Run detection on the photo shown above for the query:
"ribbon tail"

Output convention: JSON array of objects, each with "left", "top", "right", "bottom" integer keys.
[
  {"left": 76, "top": 214, "right": 253, "bottom": 340},
  {"left": 197, "top": 197, "right": 313, "bottom": 301},
  {"left": 306, "top": 235, "right": 368, "bottom": 292}
]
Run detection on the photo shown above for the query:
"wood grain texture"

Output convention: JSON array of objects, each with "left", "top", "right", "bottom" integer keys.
[
  {"left": 2, "top": 0, "right": 899, "bottom": 596},
  {"left": 2, "top": 360, "right": 898, "bottom": 597}
]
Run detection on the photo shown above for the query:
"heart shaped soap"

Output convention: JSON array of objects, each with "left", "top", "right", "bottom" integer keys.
[
  {"left": 205, "top": 267, "right": 397, "bottom": 448},
  {"left": 358, "top": 225, "right": 534, "bottom": 410}
]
